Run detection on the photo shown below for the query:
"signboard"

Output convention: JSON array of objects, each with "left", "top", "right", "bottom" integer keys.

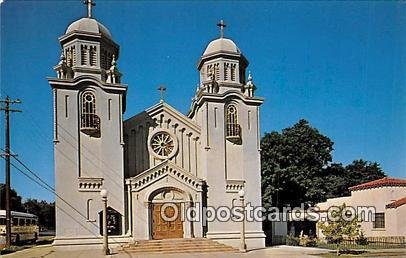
[{"left": 99, "top": 207, "right": 121, "bottom": 236}]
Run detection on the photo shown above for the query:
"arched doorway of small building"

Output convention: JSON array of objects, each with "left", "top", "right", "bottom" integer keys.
[{"left": 148, "top": 187, "right": 191, "bottom": 240}]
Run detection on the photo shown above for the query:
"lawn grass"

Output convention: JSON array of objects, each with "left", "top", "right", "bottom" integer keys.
[
  {"left": 317, "top": 242, "right": 406, "bottom": 250},
  {"left": 314, "top": 250, "right": 406, "bottom": 257}
]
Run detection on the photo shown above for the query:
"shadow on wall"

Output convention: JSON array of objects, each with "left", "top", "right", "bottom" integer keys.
[{"left": 124, "top": 111, "right": 157, "bottom": 178}]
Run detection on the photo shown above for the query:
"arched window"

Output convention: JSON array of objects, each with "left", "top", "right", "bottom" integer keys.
[
  {"left": 206, "top": 63, "right": 220, "bottom": 81},
  {"left": 101, "top": 49, "right": 107, "bottom": 69},
  {"left": 90, "top": 46, "right": 97, "bottom": 66},
  {"left": 224, "top": 63, "right": 229, "bottom": 81},
  {"left": 207, "top": 64, "right": 213, "bottom": 80},
  {"left": 214, "top": 63, "right": 220, "bottom": 81},
  {"left": 230, "top": 64, "right": 236, "bottom": 81},
  {"left": 226, "top": 104, "right": 241, "bottom": 140},
  {"left": 72, "top": 46, "right": 76, "bottom": 66},
  {"left": 80, "top": 91, "right": 100, "bottom": 136},
  {"left": 81, "top": 45, "right": 88, "bottom": 65},
  {"left": 83, "top": 91, "right": 95, "bottom": 112}
]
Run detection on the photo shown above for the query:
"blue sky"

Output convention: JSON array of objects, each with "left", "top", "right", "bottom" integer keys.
[{"left": 0, "top": 1, "right": 405, "bottom": 202}]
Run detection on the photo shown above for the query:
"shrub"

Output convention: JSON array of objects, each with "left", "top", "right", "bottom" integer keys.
[
  {"left": 355, "top": 231, "right": 369, "bottom": 246},
  {"left": 299, "top": 234, "right": 318, "bottom": 247},
  {"left": 286, "top": 234, "right": 300, "bottom": 246}
]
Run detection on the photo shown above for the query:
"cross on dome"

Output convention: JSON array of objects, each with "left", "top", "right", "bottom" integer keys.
[
  {"left": 84, "top": 0, "right": 96, "bottom": 18},
  {"left": 217, "top": 19, "right": 226, "bottom": 38}
]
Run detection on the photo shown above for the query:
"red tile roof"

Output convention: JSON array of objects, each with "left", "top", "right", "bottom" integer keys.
[
  {"left": 348, "top": 177, "right": 406, "bottom": 191},
  {"left": 386, "top": 197, "right": 406, "bottom": 209}
]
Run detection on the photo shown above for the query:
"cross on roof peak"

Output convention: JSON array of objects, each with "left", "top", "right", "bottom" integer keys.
[
  {"left": 158, "top": 85, "right": 167, "bottom": 103},
  {"left": 217, "top": 19, "right": 226, "bottom": 38},
  {"left": 83, "top": 0, "right": 96, "bottom": 18}
]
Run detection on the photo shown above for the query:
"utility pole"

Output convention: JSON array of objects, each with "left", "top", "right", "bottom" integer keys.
[{"left": 0, "top": 96, "right": 21, "bottom": 248}]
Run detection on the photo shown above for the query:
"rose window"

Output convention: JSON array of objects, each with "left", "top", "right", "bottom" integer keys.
[{"left": 150, "top": 131, "right": 177, "bottom": 159}]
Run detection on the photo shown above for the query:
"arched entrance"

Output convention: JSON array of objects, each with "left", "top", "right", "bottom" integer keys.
[{"left": 149, "top": 188, "right": 188, "bottom": 240}]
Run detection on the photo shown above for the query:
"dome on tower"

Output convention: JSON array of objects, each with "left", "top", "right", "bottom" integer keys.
[
  {"left": 65, "top": 17, "right": 112, "bottom": 39},
  {"left": 203, "top": 38, "right": 240, "bottom": 56}
]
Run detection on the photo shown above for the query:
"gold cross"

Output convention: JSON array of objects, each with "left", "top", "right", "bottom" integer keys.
[
  {"left": 217, "top": 20, "right": 226, "bottom": 38},
  {"left": 84, "top": 0, "right": 96, "bottom": 18},
  {"left": 158, "top": 85, "right": 166, "bottom": 102}
]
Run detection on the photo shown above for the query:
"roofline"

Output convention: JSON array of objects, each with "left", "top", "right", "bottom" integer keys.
[
  {"left": 125, "top": 160, "right": 203, "bottom": 193},
  {"left": 0, "top": 210, "right": 38, "bottom": 218},
  {"left": 59, "top": 31, "right": 119, "bottom": 49},
  {"left": 386, "top": 197, "right": 406, "bottom": 209},
  {"left": 125, "top": 101, "right": 201, "bottom": 134},
  {"left": 197, "top": 52, "right": 248, "bottom": 70},
  {"left": 348, "top": 177, "right": 406, "bottom": 191},
  {"left": 47, "top": 75, "right": 127, "bottom": 93},
  {"left": 188, "top": 90, "right": 264, "bottom": 118}
]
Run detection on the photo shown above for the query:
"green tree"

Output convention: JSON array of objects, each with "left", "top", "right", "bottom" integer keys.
[
  {"left": 321, "top": 163, "right": 349, "bottom": 199},
  {"left": 0, "top": 183, "right": 25, "bottom": 212},
  {"left": 318, "top": 203, "right": 361, "bottom": 256},
  {"left": 321, "top": 160, "right": 386, "bottom": 198},
  {"left": 0, "top": 184, "right": 55, "bottom": 229},
  {"left": 24, "top": 199, "right": 55, "bottom": 229},
  {"left": 261, "top": 119, "right": 334, "bottom": 208},
  {"left": 344, "top": 159, "right": 386, "bottom": 190}
]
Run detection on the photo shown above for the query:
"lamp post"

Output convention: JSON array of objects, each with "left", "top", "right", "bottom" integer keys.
[
  {"left": 238, "top": 189, "right": 246, "bottom": 252},
  {"left": 100, "top": 189, "right": 110, "bottom": 255}
]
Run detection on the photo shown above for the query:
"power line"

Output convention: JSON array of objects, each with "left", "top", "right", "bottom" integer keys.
[
  {"left": 2, "top": 156, "right": 53, "bottom": 193},
  {"left": 13, "top": 153, "right": 55, "bottom": 191},
  {"left": 1, "top": 147, "right": 55, "bottom": 192},
  {"left": 0, "top": 156, "right": 103, "bottom": 239},
  {"left": 0, "top": 96, "right": 22, "bottom": 248},
  {"left": 0, "top": 154, "right": 86, "bottom": 223},
  {"left": 0, "top": 155, "right": 123, "bottom": 244},
  {"left": 8, "top": 103, "right": 125, "bottom": 199}
]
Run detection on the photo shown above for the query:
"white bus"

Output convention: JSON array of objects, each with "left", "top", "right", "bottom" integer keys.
[{"left": 0, "top": 210, "right": 39, "bottom": 245}]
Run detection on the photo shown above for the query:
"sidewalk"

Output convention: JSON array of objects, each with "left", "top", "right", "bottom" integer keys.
[
  {"left": 3, "top": 245, "right": 406, "bottom": 258},
  {"left": 1, "top": 245, "right": 329, "bottom": 258}
]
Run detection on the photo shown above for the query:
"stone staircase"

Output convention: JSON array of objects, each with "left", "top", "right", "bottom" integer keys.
[{"left": 121, "top": 238, "right": 238, "bottom": 254}]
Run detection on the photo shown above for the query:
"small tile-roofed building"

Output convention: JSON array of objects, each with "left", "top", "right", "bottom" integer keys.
[{"left": 316, "top": 177, "right": 406, "bottom": 239}]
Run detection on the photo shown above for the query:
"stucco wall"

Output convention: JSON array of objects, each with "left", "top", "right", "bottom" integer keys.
[
  {"left": 316, "top": 186, "right": 406, "bottom": 238},
  {"left": 52, "top": 81, "right": 126, "bottom": 244}
]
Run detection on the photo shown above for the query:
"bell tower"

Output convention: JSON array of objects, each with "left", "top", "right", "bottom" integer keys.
[
  {"left": 54, "top": 0, "right": 121, "bottom": 82},
  {"left": 189, "top": 21, "right": 266, "bottom": 248},
  {"left": 48, "top": 0, "right": 128, "bottom": 245},
  {"left": 196, "top": 20, "right": 252, "bottom": 95}
]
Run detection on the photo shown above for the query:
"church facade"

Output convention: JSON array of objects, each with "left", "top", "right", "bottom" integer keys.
[{"left": 48, "top": 4, "right": 265, "bottom": 249}]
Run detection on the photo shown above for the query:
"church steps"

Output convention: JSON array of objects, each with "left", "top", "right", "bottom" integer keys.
[
  {"left": 123, "top": 247, "right": 236, "bottom": 253},
  {"left": 124, "top": 245, "right": 236, "bottom": 251},
  {"left": 121, "top": 238, "right": 237, "bottom": 254}
]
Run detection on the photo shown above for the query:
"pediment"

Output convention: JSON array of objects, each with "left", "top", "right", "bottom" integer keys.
[
  {"left": 125, "top": 101, "right": 200, "bottom": 135},
  {"left": 125, "top": 160, "right": 203, "bottom": 192}
]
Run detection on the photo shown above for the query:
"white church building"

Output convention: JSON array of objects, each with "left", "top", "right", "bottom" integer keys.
[{"left": 48, "top": 2, "right": 265, "bottom": 249}]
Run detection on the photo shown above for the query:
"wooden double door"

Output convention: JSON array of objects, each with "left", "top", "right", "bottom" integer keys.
[{"left": 152, "top": 203, "right": 183, "bottom": 239}]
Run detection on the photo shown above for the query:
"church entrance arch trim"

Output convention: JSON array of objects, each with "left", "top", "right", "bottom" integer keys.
[
  {"left": 127, "top": 161, "right": 204, "bottom": 240},
  {"left": 147, "top": 187, "right": 193, "bottom": 239}
]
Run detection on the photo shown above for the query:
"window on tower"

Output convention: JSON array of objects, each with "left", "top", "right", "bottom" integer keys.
[
  {"left": 224, "top": 63, "right": 229, "bottom": 81},
  {"left": 90, "top": 46, "right": 97, "bottom": 66},
  {"left": 80, "top": 91, "right": 101, "bottom": 137},
  {"left": 207, "top": 64, "right": 214, "bottom": 80},
  {"left": 226, "top": 104, "right": 241, "bottom": 143},
  {"left": 230, "top": 64, "right": 236, "bottom": 81},
  {"left": 214, "top": 63, "right": 220, "bottom": 80},
  {"left": 81, "top": 45, "right": 88, "bottom": 65}
]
